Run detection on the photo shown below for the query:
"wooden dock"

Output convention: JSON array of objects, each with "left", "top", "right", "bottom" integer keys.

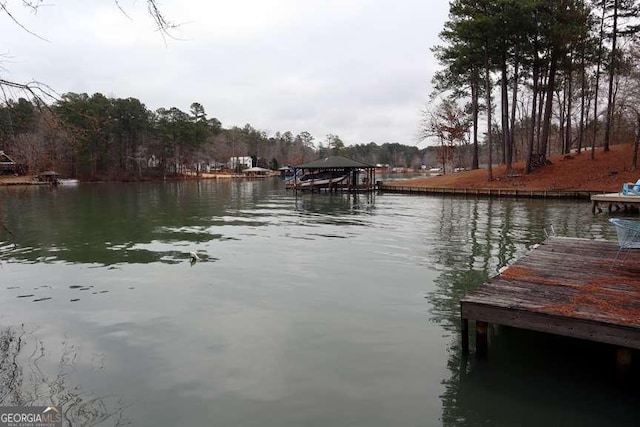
[
  {"left": 460, "top": 237, "right": 640, "bottom": 363},
  {"left": 379, "top": 184, "right": 597, "bottom": 200},
  {"left": 591, "top": 192, "right": 640, "bottom": 213}
]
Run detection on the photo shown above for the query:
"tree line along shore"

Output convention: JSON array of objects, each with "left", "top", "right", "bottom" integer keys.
[
  {"left": 1, "top": 2, "right": 638, "bottom": 185},
  {"left": 2, "top": 144, "right": 637, "bottom": 195}
]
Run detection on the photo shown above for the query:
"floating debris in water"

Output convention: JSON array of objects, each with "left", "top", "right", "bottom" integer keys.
[
  {"left": 70, "top": 298, "right": 80, "bottom": 302},
  {"left": 7, "top": 286, "right": 19, "bottom": 290},
  {"left": 69, "top": 285, "right": 83, "bottom": 289},
  {"left": 17, "top": 294, "right": 34, "bottom": 298},
  {"left": 33, "top": 297, "right": 52, "bottom": 302}
]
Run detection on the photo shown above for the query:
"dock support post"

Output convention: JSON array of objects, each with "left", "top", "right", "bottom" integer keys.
[
  {"left": 461, "top": 318, "right": 469, "bottom": 354},
  {"left": 476, "top": 321, "right": 488, "bottom": 358},
  {"left": 616, "top": 347, "right": 632, "bottom": 378}
]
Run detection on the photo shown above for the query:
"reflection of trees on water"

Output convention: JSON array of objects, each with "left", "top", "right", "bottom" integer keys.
[
  {"left": 425, "top": 198, "right": 629, "bottom": 425},
  {"left": 0, "top": 182, "right": 380, "bottom": 265},
  {"left": 441, "top": 328, "right": 640, "bottom": 426},
  {"left": 428, "top": 199, "right": 510, "bottom": 331},
  {"left": 0, "top": 181, "right": 285, "bottom": 266},
  {"left": 293, "top": 193, "right": 376, "bottom": 220},
  {"left": 0, "top": 326, "right": 129, "bottom": 426},
  {"left": 228, "top": 178, "right": 283, "bottom": 208},
  {"left": 427, "top": 199, "right": 590, "bottom": 331}
]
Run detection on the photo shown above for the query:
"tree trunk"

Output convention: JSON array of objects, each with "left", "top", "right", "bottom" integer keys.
[
  {"left": 592, "top": 1, "right": 606, "bottom": 159},
  {"left": 485, "top": 56, "right": 493, "bottom": 181},
  {"left": 510, "top": 60, "right": 519, "bottom": 162},
  {"left": 566, "top": 65, "right": 573, "bottom": 154},
  {"left": 471, "top": 74, "right": 480, "bottom": 170},
  {"left": 501, "top": 58, "right": 511, "bottom": 172},
  {"left": 537, "top": 65, "right": 548, "bottom": 153},
  {"left": 540, "top": 55, "right": 558, "bottom": 162},
  {"left": 578, "top": 51, "right": 586, "bottom": 154},
  {"left": 558, "top": 88, "right": 566, "bottom": 154},
  {"left": 634, "top": 114, "right": 640, "bottom": 171},
  {"left": 525, "top": 61, "right": 539, "bottom": 174},
  {"left": 604, "top": 0, "right": 619, "bottom": 152}
]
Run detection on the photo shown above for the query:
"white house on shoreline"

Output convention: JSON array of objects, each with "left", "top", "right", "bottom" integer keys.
[{"left": 229, "top": 156, "right": 253, "bottom": 170}]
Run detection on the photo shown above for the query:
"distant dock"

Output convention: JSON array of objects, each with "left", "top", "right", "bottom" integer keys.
[
  {"left": 460, "top": 237, "right": 640, "bottom": 369},
  {"left": 379, "top": 184, "right": 598, "bottom": 199},
  {"left": 591, "top": 192, "right": 640, "bottom": 213}
]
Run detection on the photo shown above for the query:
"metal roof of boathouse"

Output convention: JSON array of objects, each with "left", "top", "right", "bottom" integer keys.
[{"left": 295, "top": 156, "right": 374, "bottom": 169}]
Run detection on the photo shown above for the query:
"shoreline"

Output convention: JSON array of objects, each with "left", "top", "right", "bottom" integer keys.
[
  {"left": 382, "top": 145, "right": 635, "bottom": 194},
  {"left": 1, "top": 144, "right": 635, "bottom": 194},
  {"left": 0, "top": 172, "right": 620, "bottom": 197},
  {"left": 0, "top": 172, "right": 279, "bottom": 186},
  {"left": 378, "top": 184, "right": 600, "bottom": 199}
]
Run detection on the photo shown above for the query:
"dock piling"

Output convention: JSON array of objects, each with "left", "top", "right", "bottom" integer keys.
[
  {"left": 461, "top": 317, "right": 469, "bottom": 354},
  {"left": 616, "top": 347, "right": 632, "bottom": 378},
  {"left": 476, "top": 321, "right": 488, "bottom": 358}
]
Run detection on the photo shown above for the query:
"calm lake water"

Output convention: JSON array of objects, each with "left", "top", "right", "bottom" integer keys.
[{"left": 0, "top": 179, "right": 637, "bottom": 426}]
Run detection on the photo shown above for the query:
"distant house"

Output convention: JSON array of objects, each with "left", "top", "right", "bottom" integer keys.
[
  {"left": 229, "top": 156, "right": 252, "bottom": 170},
  {"left": 36, "top": 170, "right": 59, "bottom": 183},
  {"left": 202, "top": 161, "right": 226, "bottom": 172},
  {"left": 195, "top": 161, "right": 226, "bottom": 173},
  {"left": 147, "top": 155, "right": 160, "bottom": 168},
  {"left": 0, "top": 151, "right": 26, "bottom": 175}
]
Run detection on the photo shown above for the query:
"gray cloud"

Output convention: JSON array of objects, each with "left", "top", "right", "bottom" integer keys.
[{"left": 0, "top": 0, "right": 449, "bottom": 145}]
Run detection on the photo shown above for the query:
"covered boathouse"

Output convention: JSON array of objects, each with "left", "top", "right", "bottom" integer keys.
[{"left": 290, "top": 156, "right": 376, "bottom": 192}]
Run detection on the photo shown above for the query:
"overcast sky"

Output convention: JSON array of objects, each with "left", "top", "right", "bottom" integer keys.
[{"left": 0, "top": 0, "right": 449, "bottom": 146}]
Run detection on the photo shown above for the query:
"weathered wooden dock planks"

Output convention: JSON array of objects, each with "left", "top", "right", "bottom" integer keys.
[{"left": 460, "top": 237, "right": 640, "bottom": 356}]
